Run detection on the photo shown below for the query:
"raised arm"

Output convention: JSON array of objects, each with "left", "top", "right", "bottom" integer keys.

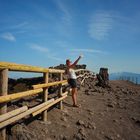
[{"left": 69, "top": 55, "right": 82, "bottom": 68}]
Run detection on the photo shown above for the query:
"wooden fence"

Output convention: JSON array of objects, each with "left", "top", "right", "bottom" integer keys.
[{"left": 0, "top": 62, "right": 95, "bottom": 140}]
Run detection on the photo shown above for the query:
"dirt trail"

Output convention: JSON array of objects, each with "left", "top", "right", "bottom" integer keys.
[{"left": 8, "top": 80, "right": 140, "bottom": 140}]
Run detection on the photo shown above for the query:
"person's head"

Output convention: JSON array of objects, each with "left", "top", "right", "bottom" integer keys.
[{"left": 66, "top": 59, "right": 71, "bottom": 66}]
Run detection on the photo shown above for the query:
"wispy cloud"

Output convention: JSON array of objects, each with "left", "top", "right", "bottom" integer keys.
[
  {"left": 30, "top": 44, "right": 48, "bottom": 53},
  {"left": 71, "top": 48, "right": 107, "bottom": 54},
  {"left": 11, "top": 22, "right": 28, "bottom": 29},
  {"left": 0, "top": 21, "right": 29, "bottom": 33},
  {"left": 55, "top": 0, "right": 72, "bottom": 25},
  {"left": 47, "top": 55, "right": 64, "bottom": 62},
  {"left": 1, "top": 32, "right": 16, "bottom": 41},
  {"left": 30, "top": 43, "right": 63, "bottom": 62},
  {"left": 54, "top": 40, "right": 71, "bottom": 48},
  {"left": 88, "top": 11, "right": 113, "bottom": 40}
]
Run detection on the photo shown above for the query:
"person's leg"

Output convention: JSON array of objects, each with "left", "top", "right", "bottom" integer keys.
[{"left": 72, "top": 87, "right": 78, "bottom": 106}]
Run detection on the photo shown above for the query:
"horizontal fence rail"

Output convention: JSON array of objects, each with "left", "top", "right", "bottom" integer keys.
[
  {"left": 32, "top": 94, "right": 67, "bottom": 117},
  {"left": 0, "top": 80, "right": 68, "bottom": 104},
  {"left": 0, "top": 88, "right": 43, "bottom": 104},
  {"left": 0, "top": 99, "right": 55, "bottom": 129},
  {"left": 0, "top": 106, "right": 28, "bottom": 122},
  {"left": 32, "top": 80, "right": 68, "bottom": 89},
  {"left": 0, "top": 62, "right": 65, "bottom": 73}
]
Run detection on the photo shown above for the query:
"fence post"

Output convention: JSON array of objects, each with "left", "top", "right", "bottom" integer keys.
[
  {"left": 43, "top": 72, "right": 48, "bottom": 121},
  {"left": 0, "top": 69, "right": 8, "bottom": 140},
  {"left": 58, "top": 73, "right": 63, "bottom": 110}
]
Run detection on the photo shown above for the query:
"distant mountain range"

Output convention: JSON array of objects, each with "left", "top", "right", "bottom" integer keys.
[{"left": 109, "top": 72, "right": 140, "bottom": 84}]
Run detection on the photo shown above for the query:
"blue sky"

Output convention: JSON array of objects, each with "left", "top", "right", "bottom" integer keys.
[{"left": 0, "top": 0, "right": 140, "bottom": 76}]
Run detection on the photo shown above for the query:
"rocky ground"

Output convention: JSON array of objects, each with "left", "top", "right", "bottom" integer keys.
[{"left": 6, "top": 78, "right": 140, "bottom": 140}]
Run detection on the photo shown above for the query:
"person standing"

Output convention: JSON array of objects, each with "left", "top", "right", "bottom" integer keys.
[{"left": 66, "top": 55, "right": 83, "bottom": 107}]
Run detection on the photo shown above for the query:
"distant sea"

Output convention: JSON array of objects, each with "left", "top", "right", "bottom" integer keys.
[{"left": 110, "top": 72, "right": 140, "bottom": 84}]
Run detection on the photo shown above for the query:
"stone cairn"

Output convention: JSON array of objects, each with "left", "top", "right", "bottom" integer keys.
[{"left": 96, "top": 68, "right": 110, "bottom": 88}]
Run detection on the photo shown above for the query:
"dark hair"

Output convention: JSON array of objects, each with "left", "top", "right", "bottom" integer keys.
[{"left": 66, "top": 59, "right": 70, "bottom": 64}]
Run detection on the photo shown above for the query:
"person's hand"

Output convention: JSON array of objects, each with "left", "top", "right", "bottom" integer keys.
[{"left": 79, "top": 54, "right": 84, "bottom": 58}]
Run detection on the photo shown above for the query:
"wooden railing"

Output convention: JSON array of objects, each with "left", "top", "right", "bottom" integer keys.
[
  {"left": 0, "top": 61, "right": 95, "bottom": 140},
  {"left": 0, "top": 62, "right": 68, "bottom": 140}
]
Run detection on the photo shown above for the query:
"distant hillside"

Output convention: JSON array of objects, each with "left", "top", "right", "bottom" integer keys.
[{"left": 110, "top": 72, "right": 140, "bottom": 84}]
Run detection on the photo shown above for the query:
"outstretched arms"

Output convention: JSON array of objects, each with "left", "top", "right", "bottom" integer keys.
[{"left": 69, "top": 55, "right": 83, "bottom": 68}]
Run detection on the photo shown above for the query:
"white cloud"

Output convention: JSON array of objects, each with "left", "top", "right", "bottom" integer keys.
[
  {"left": 30, "top": 43, "right": 63, "bottom": 62},
  {"left": 1, "top": 32, "right": 16, "bottom": 41},
  {"left": 88, "top": 11, "right": 113, "bottom": 40},
  {"left": 11, "top": 22, "right": 28, "bottom": 29},
  {"left": 71, "top": 48, "right": 107, "bottom": 54},
  {"left": 55, "top": 40, "right": 71, "bottom": 48},
  {"left": 0, "top": 21, "right": 29, "bottom": 34},
  {"left": 52, "top": 1, "right": 74, "bottom": 37},
  {"left": 55, "top": 0, "right": 72, "bottom": 25},
  {"left": 30, "top": 44, "right": 48, "bottom": 53},
  {"left": 47, "top": 55, "right": 64, "bottom": 62}
]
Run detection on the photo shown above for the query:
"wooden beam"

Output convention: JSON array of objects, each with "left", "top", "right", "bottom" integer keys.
[
  {"left": 48, "top": 69, "right": 65, "bottom": 73},
  {"left": 77, "top": 73, "right": 88, "bottom": 78},
  {"left": 0, "top": 62, "right": 65, "bottom": 73},
  {"left": 75, "top": 69, "right": 85, "bottom": 72},
  {"left": 43, "top": 72, "right": 48, "bottom": 121},
  {"left": 58, "top": 73, "right": 63, "bottom": 110},
  {"left": 61, "top": 91, "right": 68, "bottom": 96},
  {"left": 0, "top": 99, "right": 54, "bottom": 129},
  {"left": 75, "top": 69, "right": 90, "bottom": 72},
  {"left": 32, "top": 95, "right": 67, "bottom": 117},
  {"left": 81, "top": 76, "right": 93, "bottom": 85},
  {"left": 0, "top": 69, "right": 8, "bottom": 140},
  {"left": 0, "top": 88, "right": 43, "bottom": 104},
  {"left": 0, "top": 106, "right": 28, "bottom": 122},
  {"left": 0, "top": 62, "right": 48, "bottom": 73},
  {"left": 62, "top": 81, "right": 68, "bottom": 86},
  {"left": 32, "top": 80, "right": 67, "bottom": 89}
]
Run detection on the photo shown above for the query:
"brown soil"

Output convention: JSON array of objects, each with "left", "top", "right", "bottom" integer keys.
[{"left": 7, "top": 80, "right": 140, "bottom": 140}]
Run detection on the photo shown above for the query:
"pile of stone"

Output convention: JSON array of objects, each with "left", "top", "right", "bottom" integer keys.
[{"left": 96, "top": 68, "right": 110, "bottom": 88}]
